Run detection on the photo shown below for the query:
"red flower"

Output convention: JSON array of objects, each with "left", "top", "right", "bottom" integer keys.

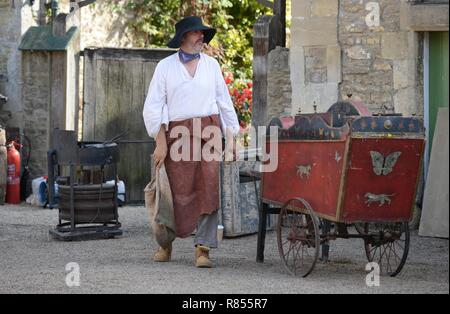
[{"left": 225, "top": 73, "right": 253, "bottom": 146}]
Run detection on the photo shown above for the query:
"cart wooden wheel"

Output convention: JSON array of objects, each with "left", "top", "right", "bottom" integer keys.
[
  {"left": 362, "top": 222, "right": 410, "bottom": 277},
  {"left": 277, "top": 198, "right": 320, "bottom": 277}
]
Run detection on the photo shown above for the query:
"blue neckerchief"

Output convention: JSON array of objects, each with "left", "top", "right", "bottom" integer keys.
[{"left": 179, "top": 49, "right": 200, "bottom": 64}]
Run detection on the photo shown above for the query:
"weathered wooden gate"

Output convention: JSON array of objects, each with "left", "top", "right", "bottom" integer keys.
[{"left": 82, "top": 47, "right": 175, "bottom": 203}]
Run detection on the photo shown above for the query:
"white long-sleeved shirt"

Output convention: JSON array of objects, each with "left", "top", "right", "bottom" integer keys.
[{"left": 143, "top": 52, "right": 240, "bottom": 138}]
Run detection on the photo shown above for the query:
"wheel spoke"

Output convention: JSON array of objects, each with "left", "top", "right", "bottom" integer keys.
[
  {"left": 294, "top": 240, "right": 304, "bottom": 267},
  {"left": 277, "top": 199, "right": 320, "bottom": 277},
  {"left": 371, "top": 246, "right": 379, "bottom": 262},
  {"left": 288, "top": 238, "right": 296, "bottom": 257},
  {"left": 377, "top": 246, "right": 382, "bottom": 269},
  {"left": 369, "top": 245, "right": 378, "bottom": 261},
  {"left": 394, "top": 241, "right": 405, "bottom": 251},
  {"left": 379, "top": 242, "right": 391, "bottom": 274},
  {"left": 301, "top": 244, "right": 305, "bottom": 267},
  {"left": 291, "top": 242, "right": 298, "bottom": 275},
  {"left": 385, "top": 243, "right": 393, "bottom": 274},
  {"left": 363, "top": 222, "right": 409, "bottom": 277},
  {"left": 392, "top": 241, "right": 403, "bottom": 263}
]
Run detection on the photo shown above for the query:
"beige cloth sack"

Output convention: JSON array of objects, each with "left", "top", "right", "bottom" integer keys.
[{"left": 144, "top": 165, "right": 176, "bottom": 248}]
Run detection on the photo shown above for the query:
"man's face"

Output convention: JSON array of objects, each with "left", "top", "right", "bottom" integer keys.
[{"left": 182, "top": 30, "right": 205, "bottom": 52}]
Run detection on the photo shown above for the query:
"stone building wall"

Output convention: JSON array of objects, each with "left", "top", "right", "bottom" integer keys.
[
  {"left": 338, "top": 0, "right": 422, "bottom": 115},
  {"left": 80, "top": 2, "right": 134, "bottom": 50},
  {"left": 58, "top": 0, "right": 134, "bottom": 50},
  {"left": 21, "top": 52, "right": 51, "bottom": 177},
  {"left": 290, "top": 0, "right": 341, "bottom": 114},
  {"left": 289, "top": 0, "right": 424, "bottom": 116},
  {"left": 267, "top": 46, "right": 292, "bottom": 121},
  {"left": 1, "top": 0, "right": 134, "bottom": 179},
  {"left": 0, "top": 0, "right": 40, "bottom": 128}
]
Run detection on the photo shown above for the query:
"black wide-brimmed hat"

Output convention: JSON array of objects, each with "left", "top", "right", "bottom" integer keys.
[{"left": 167, "top": 16, "right": 216, "bottom": 48}]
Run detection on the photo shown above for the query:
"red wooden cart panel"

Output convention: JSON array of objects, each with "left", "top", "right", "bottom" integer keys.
[
  {"left": 340, "top": 138, "right": 424, "bottom": 222},
  {"left": 262, "top": 140, "right": 347, "bottom": 220}
]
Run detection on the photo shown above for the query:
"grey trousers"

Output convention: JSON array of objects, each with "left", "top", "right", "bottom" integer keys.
[{"left": 194, "top": 210, "right": 218, "bottom": 248}]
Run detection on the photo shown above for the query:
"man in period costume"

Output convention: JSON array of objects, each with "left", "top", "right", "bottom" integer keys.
[{"left": 143, "top": 16, "right": 240, "bottom": 268}]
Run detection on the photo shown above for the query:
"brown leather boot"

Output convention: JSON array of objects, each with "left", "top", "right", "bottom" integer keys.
[
  {"left": 153, "top": 243, "right": 172, "bottom": 262},
  {"left": 195, "top": 245, "right": 212, "bottom": 268}
]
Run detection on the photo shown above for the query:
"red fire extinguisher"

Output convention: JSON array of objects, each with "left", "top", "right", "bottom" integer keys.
[{"left": 6, "top": 141, "right": 21, "bottom": 204}]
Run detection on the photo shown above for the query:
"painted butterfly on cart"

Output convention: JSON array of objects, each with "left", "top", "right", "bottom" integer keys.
[{"left": 370, "top": 151, "right": 402, "bottom": 176}]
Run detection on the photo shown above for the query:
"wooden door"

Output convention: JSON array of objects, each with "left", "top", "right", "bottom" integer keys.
[
  {"left": 429, "top": 32, "right": 449, "bottom": 151},
  {"left": 82, "top": 48, "right": 175, "bottom": 203}
]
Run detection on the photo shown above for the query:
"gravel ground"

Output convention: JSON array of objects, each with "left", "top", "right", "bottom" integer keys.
[{"left": 0, "top": 203, "right": 448, "bottom": 294}]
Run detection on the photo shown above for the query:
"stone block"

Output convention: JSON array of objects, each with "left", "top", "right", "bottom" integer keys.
[
  {"left": 342, "top": 35, "right": 355, "bottom": 46},
  {"left": 290, "top": 45, "right": 305, "bottom": 83},
  {"left": 0, "top": 0, "right": 10, "bottom": 8},
  {"left": 220, "top": 160, "right": 275, "bottom": 237},
  {"left": 306, "top": 68, "right": 327, "bottom": 83},
  {"left": 341, "top": 0, "right": 364, "bottom": 14},
  {"left": 373, "top": 59, "right": 393, "bottom": 72},
  {"left": 394, "top": 59, "right": 415, "bottom": 90},
  {"left": 401, "top": 2, "right": 449, "bottom": 31},
  {"left": 312, "top": 0, "right": 338, "bottom": 17},
  {"left": 304, "top": 46, "right": 326, "bottom": 58},
  {"left": 291, "top": 16, "right": 337, "bottom": 47},
  {"left": 268, "top": 46, "right": 290, "bottom": 71},
  {"left": 0, "top": 10, "right": 13, "bottom": 31},
  {"left": 292, "top": 0, "right": 312, "bottom": 18},
  {"left": 297, "top": 82, "right": 339, "bottom": 113},
  {"left": 268, "top": 48, "right": 292, "bottom": 121},
  {"left": 305, "top": 46, "right": 327, "bottom": 69},
  {"left": 369, "top": 70, "right": 394, "bottom": 86},
  {"left": 341, "top": 82, "right": 367, "bottom": 95},
  {"left": 394, "top": 87, "right": 417, "bottom": 115},
  {"left": 344, "top": 21, "right": 367, "bottom": 33},
  {"left": 381, "top": 2, "right": 401, "bottom": 32},
  {"left": 290, "top": 47, "right": 305, "bottom": 109},
  {"left": 381, "top": 32, "right": 409, "bottom": 59},
  {"left": 327, "top": 45, "right": 341, "bottom": 83},
  {"left": 366, "top": 36, "right": 381, "bottom": 45},
  {"left": 343, "top": 59, "right": 371, "bottom": 74},
  {"left": 407, "top": 31, "right": 420, "bottom": 59},
  {"left": 345, "top": 45, "right": 371, "bottom": 60},
  {"left": 370, "top": 91, "right": 392, "bottom": 104}
]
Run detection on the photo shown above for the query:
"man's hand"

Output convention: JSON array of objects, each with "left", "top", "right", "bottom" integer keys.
[
  {"left": 153, "top": 125, "right": 168, "bottom": 169},
  {"left": 224, "top": 141, "right": 236, "bottom": 163},
  {"left": 224, "top": 129, "right": 237, "bottom": 163},
  {"left": 153, "top": 143, "right": 167, "bottom": 169}
]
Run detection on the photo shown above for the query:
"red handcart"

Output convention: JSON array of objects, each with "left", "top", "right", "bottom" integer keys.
[{"left": 257, "top": 102, "right": 425, "bottom": 277}]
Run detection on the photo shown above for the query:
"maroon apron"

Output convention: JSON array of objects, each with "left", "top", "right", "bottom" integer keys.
[{"left": 164, "top": 114, "right": 222, "bottom": 238}]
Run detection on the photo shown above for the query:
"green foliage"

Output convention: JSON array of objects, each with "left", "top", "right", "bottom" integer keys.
[
  {"left": 108, "top": 0, "right": 270, "bottom": 80},
  {"left": 106, "top": 0, "right": 272, "bottom": 137}
]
